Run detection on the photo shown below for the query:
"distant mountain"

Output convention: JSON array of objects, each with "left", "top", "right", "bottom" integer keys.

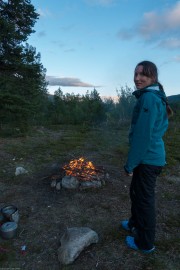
[{"left": 167, "top": 94, "right": 180, "bottom": 104}]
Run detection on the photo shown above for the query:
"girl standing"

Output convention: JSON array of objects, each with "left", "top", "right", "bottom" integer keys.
[{"left": 122, "top": 60, "right": 173, "bottom": 253}]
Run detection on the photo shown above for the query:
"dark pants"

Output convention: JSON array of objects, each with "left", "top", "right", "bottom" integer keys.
[{"left": 128, "top": 164, "right": 162, "bottom": 250}]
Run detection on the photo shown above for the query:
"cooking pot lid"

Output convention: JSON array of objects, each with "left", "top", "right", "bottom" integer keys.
[{"left": 0, "top": 221, "right": 18, "bottom": 232}]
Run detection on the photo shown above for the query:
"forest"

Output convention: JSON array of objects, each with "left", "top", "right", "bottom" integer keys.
[{"left": 0, "top": 0, "right": 138, "bottom": 137}]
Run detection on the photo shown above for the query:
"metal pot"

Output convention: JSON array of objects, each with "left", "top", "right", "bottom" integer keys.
[
  {"left": 0, "top": 212, "right": 6, "bottom": 223},
  {"left": 0, "top": 221, "right": 17, "bottom": 239},
  {"left": 1, "top": 205, "right": 19, "bottom": 223}
]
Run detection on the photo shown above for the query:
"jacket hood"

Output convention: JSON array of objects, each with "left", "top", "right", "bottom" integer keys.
[{"left": 133, "top": 84, "right": 168, "bottom": 104}]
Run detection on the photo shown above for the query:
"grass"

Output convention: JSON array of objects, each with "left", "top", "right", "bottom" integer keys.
[
  {"left": 164, "top": 119, "right": 180, "bottom": 169},
  {"left": 0, "top": 125, "right": 129, "bottom": 179},
  {"left": 0, "top": 123, "right": 179, "bottom": 270},
  {"left": 0, "top": 126, "right": 89, "bottom": 179}
]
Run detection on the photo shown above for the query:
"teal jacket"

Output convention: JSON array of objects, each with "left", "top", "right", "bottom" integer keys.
[{"left": 124, "top": 84, "right": 168, "bottom": 174}]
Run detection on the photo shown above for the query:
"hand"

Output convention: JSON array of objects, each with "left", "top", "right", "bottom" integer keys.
[
  {"left": 125, "top": 172, "right": 133, "bottom": 177},
  {"left": 124, "top": 166, "right": 133, "bottom": 177}
]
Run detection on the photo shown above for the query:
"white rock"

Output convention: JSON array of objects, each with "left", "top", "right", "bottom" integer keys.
[
  {"left": 15, "top": 167, "right": 28, "bottom": 176},
  {"left": 56, "top": 182, "right": 61, "bottom": 190}
]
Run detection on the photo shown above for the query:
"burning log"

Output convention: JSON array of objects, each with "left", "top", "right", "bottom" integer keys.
[
  {"left": 63, "top": 157, "right": 105, "bottom": 182},
  {"left": 50, "top": 157, "right": 107, "bottom": 190}
]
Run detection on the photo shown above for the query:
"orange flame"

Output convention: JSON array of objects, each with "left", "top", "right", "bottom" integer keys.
[{"left": 63, "top": 157, "right": 97, "bottom": 180}]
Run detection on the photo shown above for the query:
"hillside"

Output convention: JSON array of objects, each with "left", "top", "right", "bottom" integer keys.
[{"left": 167, "top": 94, "right": 180, "bottom": 104}]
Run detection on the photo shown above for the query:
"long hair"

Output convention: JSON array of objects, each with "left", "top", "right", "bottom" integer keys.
[{"left": 136, "top": 61, "right": 173, "bottom": 117}]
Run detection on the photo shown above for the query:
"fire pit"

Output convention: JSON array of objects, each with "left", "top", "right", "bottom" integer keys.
[
  {"left": 50, "top": 157, "right": 108, "bottom": 190},
  {"left": 63, "top": 157, "right": 105, "bottom": 181}
]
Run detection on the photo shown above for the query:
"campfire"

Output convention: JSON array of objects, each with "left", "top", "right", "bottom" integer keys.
[
  {"left": 63, "top": 157, "right": 104, "bottom": 182},
  {"left": 50, "top": 157, "right": 107, "bottom": 190}
]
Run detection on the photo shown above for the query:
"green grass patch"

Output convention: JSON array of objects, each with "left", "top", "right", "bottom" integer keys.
[{"left": 164, "top": 121, "right": 180, "bottom": 168}]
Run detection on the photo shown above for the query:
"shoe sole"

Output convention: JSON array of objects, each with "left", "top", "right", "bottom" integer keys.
[{"left": 126, "top": 236, "right": 155, "bottom": 254}]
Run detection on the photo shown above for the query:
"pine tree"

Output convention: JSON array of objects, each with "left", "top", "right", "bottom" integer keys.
[
  {"left": 0, "top": 0, "right": 47, "bottom": 131},
  {"left": 116, "top": 85, "right": 135, "bottom": 122}
]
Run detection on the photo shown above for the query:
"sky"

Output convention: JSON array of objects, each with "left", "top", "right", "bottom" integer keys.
[{"left": 28, "top": 0, "right": 180, "bottom": 97}]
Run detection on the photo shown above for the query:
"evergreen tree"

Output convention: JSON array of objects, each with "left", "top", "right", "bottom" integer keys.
[
  {"left": 0, "top": 0, "right": 47, "bottom": 130},
  {"left": 103, "top": 98, "right": 117, "bottom": 126},
  {"left": 82, "top": 88, "right": 105, "bottom": 124},
  {"left": 116, "top": 85, "right": 135, "bottom": 122},
  {"left": 52, "top": 87, "right": 66, "bottom": 124}
]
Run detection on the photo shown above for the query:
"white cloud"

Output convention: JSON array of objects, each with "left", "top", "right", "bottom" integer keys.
[
  {"left": 138, "top": 2, "right": 180, "bottom": 39},
  {"left": 166, "top": 1, "right": 180, "bottom": 28},
  {"left": 118, "top": 1, "right": 180, "bottom": 49},
  {"left": 138, "top": 12, "right": 163, "bottom": 39},
  {"left": 46, "top": 76, "right": 94, "bottom": 87},
  {"left": 37, "top": 8, "right": 52, "bottom": 17}
]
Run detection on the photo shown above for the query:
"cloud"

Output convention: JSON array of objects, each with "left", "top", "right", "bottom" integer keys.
[
  {"left": 37, "top": 8, "right": 52, "bottom": 17},
  {"left": 46, "top": 76, "right": 94, "bottom": 87},
  {"left": 117, "top": 1, "right": 180, "bottom": 49},
  {"left": 158, "top": 38, "right": 180, "bottom": 49},
  {"left": 137, "top": 2, "right": 180, "bottom": 39}
]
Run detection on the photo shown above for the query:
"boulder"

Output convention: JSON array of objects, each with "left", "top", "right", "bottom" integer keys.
[
  {"left": 58, "top": 227, "right": 99, "bottom": 265},
  {"left": 61, "top": 176, "right": 79, "bottom": 189},
  {"left": 80, "top": 180, "right": 102, "bottom": 189}
]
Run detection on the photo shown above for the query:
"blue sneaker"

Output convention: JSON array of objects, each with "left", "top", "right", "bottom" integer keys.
[
  {"left": 121, "top": 221, "right": 137, "bottom": 235},
  {"left": 121, "top": 220, "right": 130, "bottom": 231},
  {"left": 126, "top": 236, "right": 155, "bottom": 254}
]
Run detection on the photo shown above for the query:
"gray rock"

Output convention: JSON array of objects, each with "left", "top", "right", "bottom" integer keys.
[
  {"left": 80, "top": 180, "right": 102, "bottom": 189},
  {"left": 15, "top": 167, "right": 28, "bottom": 176},
  {"left": 51, "top": 179, "right": 57, "bottom": 188},
  {"left": 56, "top": 182, "right": 61, "bottom": 190},
  {"left": 58, "top": 227, "right": 99, "bottom": 265},
  {"left": 61, "top": 176, "right": 79, "bottom": 189}
]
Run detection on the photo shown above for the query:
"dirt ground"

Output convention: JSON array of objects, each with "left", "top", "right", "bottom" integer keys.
[{"left": 0, "top": 126, "right": 179, "bottom": 270}]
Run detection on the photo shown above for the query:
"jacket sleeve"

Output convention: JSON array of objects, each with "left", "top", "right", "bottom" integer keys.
[{"left": 124, "top": 93, "right": 158, "bottom": 173}]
